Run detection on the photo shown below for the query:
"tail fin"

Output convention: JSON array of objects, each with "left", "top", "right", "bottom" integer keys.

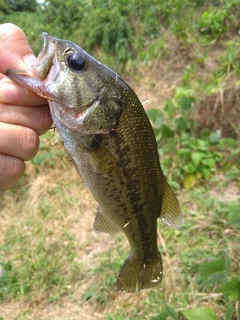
[{"left": 117, "top": 253, "right": 163, "bottom": 292}]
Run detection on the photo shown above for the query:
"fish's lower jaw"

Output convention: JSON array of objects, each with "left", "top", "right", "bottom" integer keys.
[{"left": 116, "top": 256, "right": 163, "bottom": 292}]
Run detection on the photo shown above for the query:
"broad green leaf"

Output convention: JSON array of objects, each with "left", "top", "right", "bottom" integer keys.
[
  {"left": 228, "top": 211, "right": 240, "bottom": 226},
  {"left": 224, "top": 255, "right": 232, "bottom": 274},
  {"left": 161, "top": 125, "right": 174, "bottom": 138},
  {"left": 189, "top": 141, "right": 199, "bottom": 149},
  {"left": 183, "top": 174, "right": 197, "bottom": 189},
  {"left": 200, "top": 129, "right": 211, "bottom": 139},
  {"left": 159, "top": 139, "right": 177, "bottom": 155},
  {"left": 150, "top": 311, "right": 169, "bottom": 320},
  {"left": 175, "top": 116, "right": 187, "bottom": 132},
  {"left": 175, "top": 87, "right": 193, "bottom": 99},
  {"left": 177, "top": 95, "right": 195, "bottom": 112},
  {"left": 155, "top": 114, "right": 164, "bottom": 129},
  {"left": 196, "top": 139, "right": 208, "bottom": 151},
  {"left": 202, "top": 270, "right": 228, "bottom": 285},
  {"left": 169, "top": 180, "right": 181, "bottom": 190},
  {"left": 191, "top": 152, "right": 204, "bottom": 166},
  {"left": 225, "top": 299, "right": 234, "bottom": 320},
  {"left": 202, "top": 167, "right": 210, "bottom": 180},
  {"left": 202, "top": 158, "right": 216, "bottom": 168},
  {"left": 199, "top": 258, "right": 225, "bottom": 280},
  {"left": 146, "top": 109, "right": 163, "bottom": 123},
  {"left": 210, "top": 130, "right": 222, "bottom": 144},
  {"left": 165, "top": 304, "right": 178, "bottom": 320},
  {"left": 220, "top": 278, "right": 240, "bottom": 300},
  {"left": 164, "top": 98, "right": 175, "bottom": 115},
  {"left": 183, "top": 307, "right": 218, "bottom": 320},
  {"left": 227, "top": 202, "right": 240, "bottom": 226}
]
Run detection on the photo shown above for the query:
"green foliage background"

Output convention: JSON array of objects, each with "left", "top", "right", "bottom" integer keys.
[{"left": 0, "top": 0, "right": 239, "bottom": 319}]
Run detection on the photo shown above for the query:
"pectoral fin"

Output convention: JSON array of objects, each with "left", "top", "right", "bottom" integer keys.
[
  {"left": 89, "top": 136, "right": 119, "bottom": 178},
  {"left": 159, "top": 176, "right": 182, "bottom": 230},
  {"left": 93, "top": 206, "right": 120, "bottom": 234}
]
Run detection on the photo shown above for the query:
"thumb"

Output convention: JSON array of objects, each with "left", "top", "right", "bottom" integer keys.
[{"left": 0, "top": 23, "right": 37, "bottom": 74}]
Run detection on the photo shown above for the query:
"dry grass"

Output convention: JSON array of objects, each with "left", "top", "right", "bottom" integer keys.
[
  {"left": 0, "top": 149, "right": 239, "bottom": 319},
  {"left": 0, "top": 41, "right": 240, "bottom": 319}
]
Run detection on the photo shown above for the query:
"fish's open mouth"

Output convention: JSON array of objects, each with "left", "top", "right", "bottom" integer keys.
[
  {"left": 30, "top": 33, "right": 57, "bottom": 81},
  {"left": 50, "top": 98, "right": 100, "bottom": 133},
  {"left": 38, "top": 32, "right": 50, "bottom": 60},
  {"left": 6, "top": 33, "right": 58, "bottom": 98}
]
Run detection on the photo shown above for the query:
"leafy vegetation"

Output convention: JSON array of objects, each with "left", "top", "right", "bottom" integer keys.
[
  {"left": 0, "top": 0, "right": 239, "bottom": 319},
  {"left": 147, "top": 94, "right": 240, "bottom": 189},
  {"left": 0, "top": 0, "right": 38, "bottom": 14}
]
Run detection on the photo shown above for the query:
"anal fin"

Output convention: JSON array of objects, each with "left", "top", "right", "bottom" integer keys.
[
  {"left": 160, "top": 176, "right": 182, "bottom": 230},
  {"left": 93, "top": 206, "right": 120, "bottom": 234}
]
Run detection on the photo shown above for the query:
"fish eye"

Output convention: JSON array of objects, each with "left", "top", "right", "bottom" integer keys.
[{"left": 67, "top": 53, "right": 86, "bottom": 71}]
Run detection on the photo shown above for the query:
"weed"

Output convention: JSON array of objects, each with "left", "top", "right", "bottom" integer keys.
[{"left": 0, "top": 0, "right": 240, "bottom": 319}]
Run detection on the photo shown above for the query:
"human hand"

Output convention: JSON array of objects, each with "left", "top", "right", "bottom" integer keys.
[{"left": 0, "top": 23, "right": 52, "bottom": 192}]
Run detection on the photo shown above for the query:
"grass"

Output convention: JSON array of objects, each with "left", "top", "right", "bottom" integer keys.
[
  {"left": 0, "top": 1, "right": 240, "bottom": 317},
  {"left": 0, "top": 128, "right": 239, "bottom": 319}
]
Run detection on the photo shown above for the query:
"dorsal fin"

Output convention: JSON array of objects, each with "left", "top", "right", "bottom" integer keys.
[
  {"left": 93, "top": 206, "right": 120, "bottom": 234},
  {"left": 159, "top": 176, "right": 182, "bottom": 230}
]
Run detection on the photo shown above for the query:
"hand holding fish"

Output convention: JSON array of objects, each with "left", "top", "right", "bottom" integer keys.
[{"left": 0, "top": 23, "right": 52, "bottom": 192}]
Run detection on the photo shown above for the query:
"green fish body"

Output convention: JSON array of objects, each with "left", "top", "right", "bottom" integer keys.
[{"left": 7, "top": 33, "right": 182, "bottom": 292}]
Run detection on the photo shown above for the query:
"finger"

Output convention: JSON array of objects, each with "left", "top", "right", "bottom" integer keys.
[
  {"left": 0, "top": 122, "right": 39, "bottom": 160},
  {"left": 0, "top": 78, "right": 48, "bottom": 106},
  {"left": 0, "top": 154, "right": 25, "bottom": 192},
  {"left": 0, "top": 102, "right": 52, "bottom": 135},
  {"left": 0, "top": 23, "right": 37, "bottom": 74},
  {"left": 0, "top": 24, "right": 48, "bottom": 106}
]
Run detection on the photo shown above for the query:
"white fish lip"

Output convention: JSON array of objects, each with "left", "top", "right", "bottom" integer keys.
[
  {"left": 50, "top": 99, "right": 99, "bottom": 133},
  {"left": 30, "top": 33, "right": 57, "bottom": 81},
  {"left": 38, "top": 32, "right": 51, "bottom": 60}
]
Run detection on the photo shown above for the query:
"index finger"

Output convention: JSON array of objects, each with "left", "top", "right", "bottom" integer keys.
[
  {"left": 0, "top": 23, "right": 35, "bottom": 73},
  {"left": 0, "top": 78, "right": 47, "bottom": 106},
  {"left": 0, "top": 23, "right": 47, "bottom": 105}
]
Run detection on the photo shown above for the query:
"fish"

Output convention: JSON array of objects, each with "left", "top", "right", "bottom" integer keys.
[{"left": 7, "top": 33, "right": 182, "bottom": 292}]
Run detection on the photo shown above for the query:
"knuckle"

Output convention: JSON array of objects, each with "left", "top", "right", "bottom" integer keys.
[
  {"left": 0, "top": 104, "right": 4, "bottom": 121},
  {"left": 37, "top": 105, "right": 53, "bottom": 135},
  {"left": 0, "top": 155, "right": 25, "bottom": 192},
  {"left": 0, "top": 23, "right": 24, "bottom": 42},
  {"left": 20, "top": 127, "right": 39, "bottom": 160}
]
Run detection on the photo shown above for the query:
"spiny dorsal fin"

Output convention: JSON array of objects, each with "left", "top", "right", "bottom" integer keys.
[
  {"left": 160, "top": 176, "right": 182, "bottom": 230},
  {"left": 93, "top": 206, "right": 120, "bottom": 234}
]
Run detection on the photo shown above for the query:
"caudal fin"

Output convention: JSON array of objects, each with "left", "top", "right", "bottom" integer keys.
[{"left": 117, "top": 253, "right": 163, "bottom": 292}]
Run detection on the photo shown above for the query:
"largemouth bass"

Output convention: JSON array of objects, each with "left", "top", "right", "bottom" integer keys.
[{"left": 7, "top": 33, "right": 182, "bottom": 292}]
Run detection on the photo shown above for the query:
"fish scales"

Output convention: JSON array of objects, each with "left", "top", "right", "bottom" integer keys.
[
  {"left": 59, "top": 81, "right": 163, "bottom": 291},
  {"left": 7, "top": 33, "right": 182, "bottom": 292}
]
